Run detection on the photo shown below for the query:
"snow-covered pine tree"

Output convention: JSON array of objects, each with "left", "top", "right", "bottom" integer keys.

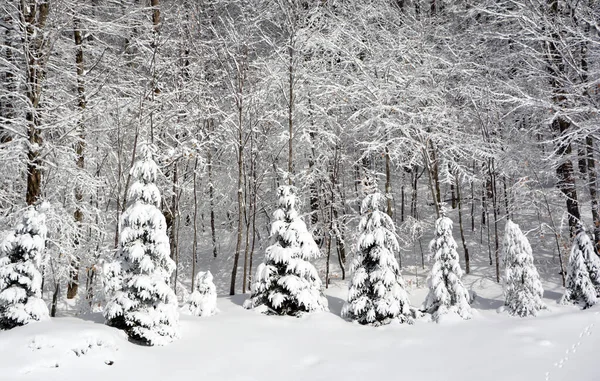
[
  {"left": 562, "top": 224, "right": 600, "bottom": 308},
  {"left": 244, "top": 186, "right": 328, "bottom": 315},
  {"left": 104, "top": 144, "right": 180, "bottom": 345},
  {"left": 502, "top": 220, "right": 545, "bottom": 317},
  {"left": 0, "top": 204, "right": 50, "bottom": 329},
  {"left": 183, "top": 271, "right": 217, "bottom": 317},
  {"left": 423, "top": 208, "right": 472, "bottom": 321},
  {"left": 341, "top": 191, "right": 413, "bottom": 325}
]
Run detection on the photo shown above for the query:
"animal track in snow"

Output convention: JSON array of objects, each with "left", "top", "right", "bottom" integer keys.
[{"left": 545, "top": 316, "right": 596, "bottom": 380}]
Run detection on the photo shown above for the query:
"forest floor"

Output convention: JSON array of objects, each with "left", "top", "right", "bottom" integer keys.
[{"left": 1, "top": 268, "right": 599, "bottom": 381}]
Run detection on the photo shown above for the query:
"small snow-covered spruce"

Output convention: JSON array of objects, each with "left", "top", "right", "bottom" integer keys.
[
  {"left": 244, "top": 186, "right": 328, "bottom": 316},
  {"left": 183, "top": 271, "right": 217, "bottom": 317},
  {"left": 0, "top": 205, "right": 50, "bottom": 330},
  {"left": 502, "top": 220, "right": 545, "bottom": 317},
  {"left": 104, "top": 144, "right": 180, "bottom": 345},
  {"left": 341, "top": 191, "right": 413, "bottom": 326},
  {"left": 423, "top": 208, "right": 472, "bottom": 321},
  {"left": 561, "top": 224, "right": 600, "bottom": 309}
]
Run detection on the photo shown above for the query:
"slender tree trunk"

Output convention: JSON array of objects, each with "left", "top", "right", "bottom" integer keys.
[
  {"left": 242, "top": 132, "right": 255, "bottom": 293},
  {"left": 483, "top": 182, "right": 492, "bottom": 264},
  {"left": 287, "top": 39, "right": 294, "bottom": 185},
  {"left": 169, "top": 161, "right": 179, "bottom": 264},
  {"left": 191, "top": 158, "right": 199, "bottom": 292},
  {"left": 470, "top": 162, "right": 475, "bottom": 231},
  {"left": 456, "top": 177, "right": 470, "bottom": 274},
  {"left": 50, "top": 283, "right": 59, "bottom": 317},
  {"left": 230, "top": 71, "right": 245, "bottom": 295},
  {"left": 431, "top": 143, "right": 441, "bottom": 208},
  {"left": 423, "top": 145, "right": 440, "bottom": 218},
  {"left": 207, "top": 120, "right": 217, "bottom": 258},
  {"left": 411, "top": 167, "right": 419, "bottom": 218},
  {"left": 385, "top": 145, "right": 393, "bottom": 217},
  {"left": 450, "top": 182, "right": 456, "bottom": 209},
  {"left": 401, "top": 171, "right": 406, "bottom": 222},
  {"left": 67, "top": 17, "right": 87, "bottom": 299},
  {"left": 307, "top": 95, "right": 319, "bottom": 234},
  {"left": 490, "top": 159, "right": 500, "bottom": 283},
  {"left": 248, "top": 159, "right": 258, "bottom": 287},
  {"left": 331, "top": 144, "right": 346, "bottom": 279},
  {"left": 502, "top": 176, "right": 510, "bottom": 219}
]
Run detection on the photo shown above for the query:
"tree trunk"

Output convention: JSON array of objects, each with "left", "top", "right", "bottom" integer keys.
[
  {"left": 307, "top": 95, "right": 320, "bottom": 234},
  {"left": 579, "top": 14, "right": 599, "bottom": 251},
  {"left": 169, "top": 161, "right": 179, "bottom": 264},
  {"left": 489, "top": 159, "right": 500, "bottom": 283},
  {"left": 242, "top": 132, "right": 255, "bottom": 293},
  {"left": 431, "top": 143, "right": 441, "bottom": 208},
  {"left": 423, "top": 145, "right": 440, "bottom": 218},
  {"left": 248, "top": 158, "right": 258, "bottom": 287},
  {"left": 385, "top": 145, "right": 393, "bottom": 217},
  {"left": 1, "top": 15, "right": 15, "bottom": 145},
  {"left": 19, "top": 1, "right": 50, "bottom": 206},
  {"left": 67, "top": 17, "right": 87, "bottom": 300},
  {"left": 287, "top": 38, "right": 294, "bottom": 185},
  {"left": 207, "top": 120, "right": 217, "bottom": 258},
  {"left": 50, "top": 283, "right": 59, "bottom": 318},
  {"left": 586, "top": 136, "right": 600, "bottom": 251},
  {"left": 191, "top": 157, "right": 198, "bottom": 292},
  {"left": 547, "top": 0, "right": 580, "bottom": 237},
  {"left": 230, "top": 72, "right": 245, "bottom": 295},
  {"left": 554, "top": 118, "right": 580, "bottom": 237},
  {"left": 456, "top": 176, "right": 470, "bottom": 274}
]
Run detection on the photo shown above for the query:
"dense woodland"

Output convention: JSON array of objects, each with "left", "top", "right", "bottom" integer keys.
[{"left": 0, "top": 0, "right": 599, "bottom": 322}]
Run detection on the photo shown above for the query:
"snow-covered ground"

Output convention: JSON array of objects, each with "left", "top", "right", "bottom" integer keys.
[{"left": 1, "top": 276, "right": 598, "bottom": 381}]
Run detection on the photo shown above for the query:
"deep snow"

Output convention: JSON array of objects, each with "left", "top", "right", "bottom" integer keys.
[{"left": 0, "top": 277, "right": 599, "bottom": 381}]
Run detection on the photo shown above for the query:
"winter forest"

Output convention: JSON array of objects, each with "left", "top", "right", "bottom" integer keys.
[{"left": 1, "top": 0, "right": 600, "bottom": 380}]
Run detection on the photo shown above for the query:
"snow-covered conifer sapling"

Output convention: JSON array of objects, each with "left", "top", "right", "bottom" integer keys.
[
  {"left": 0, "top": 204, "right": 50, "bottom": 329},
  {"left": 562, "top": 224, "right": 600, "bottom": 309},
  {"left": 502, "top": 220, "right": 545, "bottom": 317},
  {"left": 244, "top": 186, "right": 328, "bottom": 316},
  {"left": 342, "top": 191, "right": 414, "bottom": 325},
  {"left": 104, "top": 144, "right": 180, "bottom": 345},
  {"left": 183, "top": 271, "right": 217, "bottom": 317},
  {"left": 423, "top": 208, "right": 472, "bottom": 321}
]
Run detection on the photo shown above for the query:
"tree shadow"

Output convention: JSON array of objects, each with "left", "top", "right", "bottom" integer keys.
[
  {"left": 325, "top": 294, "right": 346, "bottom": 319},
  {"left": 75, "top": 312, "right": 106, "bottom": 324},
  {"left": 227, "top": 293, "right": 249, "bottom": 307},
  {"left": 543, "top": 289, "right": 563, "bottom": 302},
  {"left": 471, "top": 293, "right": 504, "bottom": 311}
]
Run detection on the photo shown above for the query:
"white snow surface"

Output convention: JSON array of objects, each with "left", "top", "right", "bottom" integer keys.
[{"left": 0, "top": 282, "right": 599, "bottom": 381}]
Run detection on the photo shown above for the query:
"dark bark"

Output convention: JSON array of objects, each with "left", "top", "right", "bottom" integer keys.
[
  {"left": 385, "top": 145, "right": 393, "bottom": 217},
  {"left": 547, "top": 0, "right": 580, "bottom": 237},
  {"left": 287, "top": 38, "right": 294, "bottom": 185},
  {"left": 456, "top": 177, "right": 470, "bottom": 274},
  {"left": 19, "top": 1, "right": 50, "bottom": 206},
  {"left": 586, "top": 137, "right": 600, "bottom": 251},
  {"left": 207, "top": 120, "right": 217, "bottom": 258},
  {"left": 1, "top": 15, "right": 15, "bottom": 145},
  {"left": 230, "top": 49, "right": 246, "bottom": 295},
  {"left": 67, "top": 17, "right": 87, "bottom": 299},
  {"left": 191, "top": 158, "right": 198, "bottom": 292}
]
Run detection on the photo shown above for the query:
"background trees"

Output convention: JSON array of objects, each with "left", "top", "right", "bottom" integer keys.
[{"left": 0, "top": 0, "right": 598, "bottom": 317}]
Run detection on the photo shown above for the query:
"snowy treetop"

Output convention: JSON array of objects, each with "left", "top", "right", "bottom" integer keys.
[
  {"left": 128, "top": 144, "right": 161, "bottom": 207},
  {"left": 270, "top": 185, "right": 321, "bottom": 260},
  {"left": 0, "top": 207, "right": 48, "bottom": 266}
]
